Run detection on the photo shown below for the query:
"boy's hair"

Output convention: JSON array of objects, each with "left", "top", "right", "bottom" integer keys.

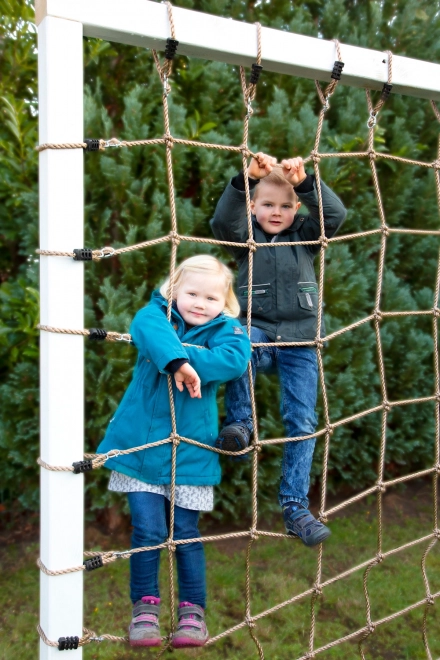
[
  {"left": 159, "top": 254, "right": 240, "bottom": 318},
  {"left": 253, "top": 165, "right": 298, "bottom": 202}
]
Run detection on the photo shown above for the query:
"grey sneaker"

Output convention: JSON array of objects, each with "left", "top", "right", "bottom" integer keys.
[
  {"left": 128, "top": 596, "right": 161, "bottom": 647},
  {"left": 172, "top": 602, "right": 209, "bottom": 648}
]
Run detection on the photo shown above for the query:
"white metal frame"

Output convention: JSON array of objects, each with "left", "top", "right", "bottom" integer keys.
[{"left": 36, "top": 0, "right": 440, "bottom": 656}]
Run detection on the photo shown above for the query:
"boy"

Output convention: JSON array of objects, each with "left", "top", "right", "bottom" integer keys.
[{"left": 210, "top": 152, "right": 346, "bottom": 546}]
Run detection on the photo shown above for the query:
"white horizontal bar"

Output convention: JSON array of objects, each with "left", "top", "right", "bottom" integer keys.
[{"left": 35, "top": 0, "right": 440, "bottom": 101}]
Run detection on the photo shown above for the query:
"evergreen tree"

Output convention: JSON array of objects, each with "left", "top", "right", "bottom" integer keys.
[{"left": 0, "top": 0, "right": 439, "bottom": 517}]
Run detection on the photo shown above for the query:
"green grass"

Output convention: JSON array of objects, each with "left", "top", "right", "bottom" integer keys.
[{"left": 1, "top": 493, "right": 439, "bottom": 660}]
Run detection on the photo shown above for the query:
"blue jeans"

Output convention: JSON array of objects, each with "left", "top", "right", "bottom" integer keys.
[
  {"left": 128, "top": 492, "right": 206, "bottom": 608},
  {"left": 225, "top": 326, "right": 318, "bottom": 509}
]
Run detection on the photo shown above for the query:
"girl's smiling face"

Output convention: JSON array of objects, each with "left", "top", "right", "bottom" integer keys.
[{"left": 174, "top": 271, "right": 226, "bottom": 326}]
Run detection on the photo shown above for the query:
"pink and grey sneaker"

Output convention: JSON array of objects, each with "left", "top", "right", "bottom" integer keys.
[
  {"left": 128, "top": 596, "right": 162, "bottom": 647},
  {"left": 172, "top": 601, "right": 209, "bottom": 648}
]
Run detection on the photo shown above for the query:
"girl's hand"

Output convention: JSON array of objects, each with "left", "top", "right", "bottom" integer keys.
[
  {"left": 281, "top": 157, "right": 307, "bottom": 187},
  {"left": 247, "top": 152, "right": 277, "bottom": 180},
  {"left": 174, "top": 363, "right": 202, "bottom": 399}
]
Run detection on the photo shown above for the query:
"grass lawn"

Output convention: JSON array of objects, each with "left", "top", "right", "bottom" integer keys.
[{"left": 1, "top": 481, "right": 439, "bottom": 660}]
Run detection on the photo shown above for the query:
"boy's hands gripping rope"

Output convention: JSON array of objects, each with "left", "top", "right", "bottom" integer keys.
[
  {"left": 247, "top": 152, "right": 307, "bottom": 187},
  {"left": 247, "top": 152, "right": 277, "bottom": 179},
  {"left": 281, "top": 157, "right": 307, "bottom": 187},
  {"left": 174, "top": 363, "right": 202, "bottom": 398}
]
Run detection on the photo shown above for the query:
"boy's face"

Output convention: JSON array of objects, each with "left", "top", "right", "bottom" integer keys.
[
  {"left": 175, "top": 271, "right": 226, "bottom": 326},
  {"left": 250, "top": 182, "right": 301, "bottom": 235}
]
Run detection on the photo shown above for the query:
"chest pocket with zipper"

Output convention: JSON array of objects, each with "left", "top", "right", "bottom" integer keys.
[
  {"left": 239, "top": 283, "right": 272, "bottom": 315},
  {"left": 297, "top": 282, "right": 319, "bottom": 337}
]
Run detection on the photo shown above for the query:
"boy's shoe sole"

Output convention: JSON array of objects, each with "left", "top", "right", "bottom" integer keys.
[
  {"left": 215, "top": 424, "right": 250, "bottom": 461},
  {"left": 284, "top": 506, "right": 331, "bottom": 547}
]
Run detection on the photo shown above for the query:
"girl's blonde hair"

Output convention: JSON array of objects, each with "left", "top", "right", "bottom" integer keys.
[{"left": 159, "top": 254, "right": 240, "bottom": 318}]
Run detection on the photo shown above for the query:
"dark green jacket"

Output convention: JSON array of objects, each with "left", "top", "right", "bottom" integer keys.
[{"left": 210, "top": 175, "right": 346, "bottom": 342}]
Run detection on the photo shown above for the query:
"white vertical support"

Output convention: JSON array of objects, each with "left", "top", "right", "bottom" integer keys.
[{"left": 38, "top": 16, "right": 84, "bottom": 659}]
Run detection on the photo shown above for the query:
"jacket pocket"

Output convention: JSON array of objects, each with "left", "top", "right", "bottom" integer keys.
[
  {"left": 239, "top": 283, "right": 272, "bottom": 315},
  {"left": 297, "top": 283, "right": 319, "bottom": 338}
]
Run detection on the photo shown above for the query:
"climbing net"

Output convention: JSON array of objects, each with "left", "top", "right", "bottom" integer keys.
[{"left": 36, "top": 3, "right": 440, "bottom": 657}]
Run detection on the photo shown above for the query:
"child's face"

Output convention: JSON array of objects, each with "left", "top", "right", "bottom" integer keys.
[
  {"left": 175, "top": 271, "right": 226, "bottom": 326},
  {"left": 251, "top": 182, "right": 301, "bottom": 235}
]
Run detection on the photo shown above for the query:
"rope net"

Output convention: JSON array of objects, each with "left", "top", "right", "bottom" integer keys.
[{"left": 37, "top": 4, "right": 440, "bottom": 657}]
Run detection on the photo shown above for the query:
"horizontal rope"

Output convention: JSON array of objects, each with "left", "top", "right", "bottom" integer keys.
[{"left": 37, "top": 624, "right": 128, "bottom": 648}]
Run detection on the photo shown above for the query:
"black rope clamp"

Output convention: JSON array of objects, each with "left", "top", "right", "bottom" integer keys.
[
  {"left": 84, "top": 139, "right": 101, "bottom": 152},
  {"left": 331, "top": 60, "right": 344, "bottom": 81},
  {"left": 73, "top": 249, "right": 93, "bottom": 261},
  {"left": 164, "top": 38, "right": 179, "bottom": 60},
  {"left": 84, "top": 555, "right": 103, "bottom": 571},
  {"left": 249, "top": 63, "right": 263, "bottom": 85},
  {"left": 380, "top": 83, "right": 393, "bottom": 101},
  {"left": 72, "top": 459, "right": 93, "bottom": 474},
  {"left": 58, "top": 636, "right": 79, "bottom": 651},
  {"left": 89, "top": 328, "right": 108, "bottom": 341}
]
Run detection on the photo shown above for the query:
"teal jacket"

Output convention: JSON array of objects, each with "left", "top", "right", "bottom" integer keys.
[
  {"left": 210, "top": 174, "right": 346, "bottom": 342},
  {"left": 97, "top": 291, "right": 251, "bottom": 486}
]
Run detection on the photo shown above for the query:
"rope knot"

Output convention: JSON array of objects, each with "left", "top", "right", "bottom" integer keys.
[
  {"left": 367, "top": 622, "right": 376, "bottom": 634},
  {"left": 376, "top": 481, "right": 386, "bottom": 493},
  {"left": 163, "top": 133, "right": 174, "bottom": 149},
  {"left": 313, "top": 583, "right": 323, "bottom": 596},
  {"left": 426, "top": 595, "right": 435, "bottom": 606},
  {"left": 318, "top": 511, "right": 328, "bottom": 524},
  {"left": 433, "top": 307, "right": 440, "bottom": 318},
  {"left": 245, "top": 616, "right": 256, "bottom": 629},
  {"left": 246, "top": 238, "right": 258, "bottom": 252},
  {"left": 249, "top": 527, "right": 259, "bottom": 540},
  {"left": 432, "top": 159, "right": 440, "bottom": 170},
  {"left": 319, "top": 236, "right": 329, "bottom": 249},
  {"left": 435, "top": 464, "right": 440, "bottom": 475},
  {"left": 169, "top": 230, "right": 181, "bottom": 246},
  {"left": 326, "top": 423, "right": 335, "bottom": 435},
  {"left": 315, "top": 339, "right": 325, "bottom": 350},
  {"left": 240, "top": 145, "right": 251, "bottom": 159},
  {"left": 381, "top": 225, "right": 390, "bottom": 237},
  {"left": 373, "top": 309, "right": 383, "bottom": 321},
  {"left": 382, "top": 400, "right": 391, "bottom": 412},
  {"left": 368, "top": 148, "right": 377, "bottom": 160},
  {"left": 167, "top": 539, "right": 177, "bottom": 552},
  {"left": 434, "top": 527, "right": 440, "bottom": 539},
  {"left": 310, "top": 150, "right": 321, "bottom": 163},
  {"left": 375, "top": 552, "right": 384, "bottom": 564},
  {"left": 170, "top": 433, "right": 180, "bottom": 446}
]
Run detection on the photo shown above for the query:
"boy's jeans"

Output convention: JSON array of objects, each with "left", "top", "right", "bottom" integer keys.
[
  {"left": 128, "top": 492, "right": 206, "bottom": 608},
  {"left": 224, "top": 326, "right": 318, "bottom": 509}
]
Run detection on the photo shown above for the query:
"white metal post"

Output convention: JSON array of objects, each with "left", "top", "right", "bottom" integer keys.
[{"left": 38, "top": 16, "right": 84, "bottom": 658}]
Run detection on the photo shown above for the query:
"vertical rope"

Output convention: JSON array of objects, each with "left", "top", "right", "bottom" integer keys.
[
  {"left": 307, "top": 40, "right": 343, "bottom": 656},
  {"left": 151, "top": 3, "right": 180, "bottom": 648},
  {"left": 240, "top": 21, "right": 264, "bottom": 659}
]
